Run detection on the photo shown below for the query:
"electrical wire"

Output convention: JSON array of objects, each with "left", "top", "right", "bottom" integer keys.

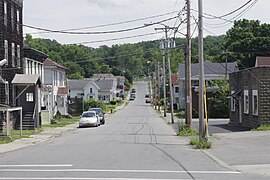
[
  {"left": 28, "top": 11, "right": 179, "bottom": 35},
  {"left": 203, "top": 0, "right": 258, "bottom": 28},
  {"left": 70, "top": 32, "right": 164, "bottom": 45},
  {"left": 205, "top": 0, "right": 253, "bottom": 19},
  {"left": 23, "top": 16, "right": 178, "bottom": 35}
]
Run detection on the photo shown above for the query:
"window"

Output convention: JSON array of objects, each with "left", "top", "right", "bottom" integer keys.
[
  {"left": 90, "top": 88, "right": 93, "bottom": 93},
  {"left": 11, "top": 7, "right": 14, "bottom": 30},
  {"left": 26, "top": 93, "right": 34, "bottom": 102},
  {"left": 244, "top": 90, "right": 249, "bottom": 114},
  {"left": 11, "top": 43, "right": 15, "bottom": 67},
  {"left": 17, "top": 45, "right": 20, "bottom": 67},
  {"left": 4, "top": 1, "right": 7, "bottom": 26},
  {"left": 4, "top": 40, "right": 8, "bottom": 61},
  {"left": 231, "top": 91, "right": 235, "bottom": 112},
  {"left": 252, "top": 90, "right": 258, "bottom": 115},
  {"left": 16, "top": 10, "right": 20, "bottom": 32},
  {"left": 175, "top": 87, "right": 179, "bottom": 93}
]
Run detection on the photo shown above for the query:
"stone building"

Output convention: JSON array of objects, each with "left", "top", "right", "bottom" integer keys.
[{"left": 229, "top": 60, "right": 270, "bottom": 128}]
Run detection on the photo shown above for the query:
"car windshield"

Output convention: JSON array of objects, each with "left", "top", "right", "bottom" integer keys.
[
  {"left": 90, "top": 109, "right": 102, "bottom": 114},
  {"left": 82, "top": 112, "right": 95, "bottom": 117}
]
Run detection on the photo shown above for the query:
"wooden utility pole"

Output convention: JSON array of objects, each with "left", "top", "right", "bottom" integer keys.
[
  {"left": 157, "top": 61, "right": 161, "bottom": 111},
  {"left": 198, "top": 0, "right": 205, "bottom": 140},
  {"left": 156, "top": 26, "right": 177, "bottom": 124},
  {"left": 185, "top": 0, "right": 192, "bottom": 127},
  {"left": 161, "top": 42, "right": 167, "bottom": 117}
]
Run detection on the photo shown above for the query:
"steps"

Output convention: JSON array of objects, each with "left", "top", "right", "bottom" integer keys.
[{"left": 15, "top": 112, "right": 35, "bottom": 130}]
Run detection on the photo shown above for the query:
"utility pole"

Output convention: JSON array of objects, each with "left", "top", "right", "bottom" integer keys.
[
  {"left": 185, "top": 0, "right": 192, "bottom": 127},
  {"left": 156, "top": 26, "right": 177, "bottom": 124},
  {"left": 161, "top": 42, "right": 167, "bottom": 117},
  {"left": 198, "top": 0, "right": 205, "bottom": 140},
  {"left": 167, "top": 39, "right": 175, "bottom": 124},
  {"left": 157, "top": 61, "right": 161, "bottom": 111}
]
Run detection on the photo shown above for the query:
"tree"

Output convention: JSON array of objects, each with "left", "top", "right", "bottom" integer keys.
[{"left": 225, "top": 19, "right": 270, "bottom": 68}]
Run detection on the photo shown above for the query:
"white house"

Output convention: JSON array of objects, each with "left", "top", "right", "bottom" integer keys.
[
  {"left": 42, "top": 58, "right": 69, "bottom": 118},
  {"left": 68, "top": 80, "right": 100, "bottom": 101}
]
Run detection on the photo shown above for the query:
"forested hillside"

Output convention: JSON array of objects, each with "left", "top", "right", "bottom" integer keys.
[{"left": 25, "top": 34, "right": 225, "bottom": 81}]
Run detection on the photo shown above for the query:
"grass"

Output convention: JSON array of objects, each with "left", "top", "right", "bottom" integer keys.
[
  {"left": 177, "top": 124, "right": 198, "bottom": 136},
  {"left": 0, "top": 129, "right": 43, "bottom": 144},
  {"left": 190, "top": 137, "right": 212, "bottom": 149},
  {"left": 252, "top": 124, "right": 270, "bottom": 131},
  {"left": 175, "top": 111, "right": 185, "bottom": 119},
  {"left": 43, "top": 116, "right": 80, "bottom": 128}
]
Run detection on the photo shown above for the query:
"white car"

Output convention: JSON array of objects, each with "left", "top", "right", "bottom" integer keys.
[{"left": 79, "top": 111, "right": 100, "bottom": 128}]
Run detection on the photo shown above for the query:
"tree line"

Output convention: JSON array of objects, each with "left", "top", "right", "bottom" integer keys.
[{"left": 25, "top": 19, "right": 270, "bottom": 82}]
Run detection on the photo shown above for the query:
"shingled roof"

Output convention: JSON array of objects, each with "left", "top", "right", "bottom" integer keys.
[{"left": 178, "top": 60, "right": 238, "bottom": 80}]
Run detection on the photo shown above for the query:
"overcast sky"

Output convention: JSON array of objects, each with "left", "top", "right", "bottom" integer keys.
[{"left": 23, "top": 0, "right": 269, "bottom": 48}]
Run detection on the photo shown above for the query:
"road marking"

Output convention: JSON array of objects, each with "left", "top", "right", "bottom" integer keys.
[
  {"left": 0, "top": 164, "right": 73, "bottom": 167},
  {"left": 0, "top": 178, "right": 189, "bottom": 180},
  {"left": 0, "top": 168, "right": 241, "bottom": 174}
]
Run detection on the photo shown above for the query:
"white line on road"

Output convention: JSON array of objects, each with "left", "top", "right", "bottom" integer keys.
[
  {"left": 0, "top": 178, "right": 189, "bottom": 180},
  {"left": 0, "top": 164, "right": 73, "bottom": 167},
  {"left": 0, "top": 168, "right": 241, "bottom": 174}
]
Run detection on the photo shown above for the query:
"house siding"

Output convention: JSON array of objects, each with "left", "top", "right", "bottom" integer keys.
[
  {"left": 229, "top": 67, "right": 270, "bottom": 128},
  {"left": 0, "top": 0, "right": 23, "bottom": 105}
]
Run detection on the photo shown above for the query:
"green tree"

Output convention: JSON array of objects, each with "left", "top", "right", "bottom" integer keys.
[{"left": 225, "top": 19, "right": 270, "bottom": 68}]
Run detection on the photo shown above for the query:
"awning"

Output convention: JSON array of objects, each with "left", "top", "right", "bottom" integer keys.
[
  {"left": 12, "top": 74, "right": 41, "bottom": 87},
  {"left": 231, "top": 89, "right": 243, "bottom": 98}
]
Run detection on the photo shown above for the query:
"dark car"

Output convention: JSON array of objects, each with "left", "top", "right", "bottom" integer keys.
[
  {"left": 131, "top": 88, "right": 136, "bottom": 93},
  {"left": 130, "top": 93, "right": 136, "bottom": 101},
  {"left": 88, "top": 108, "right": 105, "bottom": 124}
]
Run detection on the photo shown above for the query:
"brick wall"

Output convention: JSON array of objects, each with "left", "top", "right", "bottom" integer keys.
[{"left": 229, "top": 67, "right": 270, "bottom": 128}]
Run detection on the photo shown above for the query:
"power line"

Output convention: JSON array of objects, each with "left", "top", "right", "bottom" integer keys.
[
  {"left": 203, "top": 0, "right": 258, "bottom": 28},
  {"left": 205, "top": 0, "right": 253, "bottom": 19},
  {"left": 23, "top": 16, "right": 178, "bottom": 35},
  {"left": 70, "top": 32, "right": 164, "bottom": 45},
  {"left": 27, "top": 11, "right": 179, "bottom": 35},
  {"left": 202, "top": 26, "right": 267, "bottom": 87}
]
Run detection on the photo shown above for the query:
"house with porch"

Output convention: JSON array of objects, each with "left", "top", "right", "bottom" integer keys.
[
  {"left": 177, "top": 60, "right": 238, "bottom": 112},
  {"left": 229, "top": 56, "right": 270, "bottom": 128},
  {"left": 42, "top": 58, "right": 69, "bottom": 119}
]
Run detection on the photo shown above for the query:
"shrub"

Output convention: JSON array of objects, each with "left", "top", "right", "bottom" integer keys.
[
  {"left": 55, "top": 111, "right": 62, "bottom": 121},
  {"left": 110, "top": 100, "right": 117, "bottom": 105},
  {"left": 177, "top": 124, "right": 198, "bottom": 136},
  {"left": 190, "top": 137, "right": 212, "bottom": 149},
  {"left": 253, "top": 124, "right": 270, "bottom": 131}
]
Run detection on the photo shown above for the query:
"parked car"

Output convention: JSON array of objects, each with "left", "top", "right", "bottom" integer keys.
[
  {"left": 79, "top": 111, "right": 100, "bottom": 127},
  {"left": 145, "top": 98, "right": 151, "bottom": 103},
  {"left": 130, "top": 93, "right": 136, "bottom": 101},
  {"left": 88, "top": 108, "right": 105, "bottom": 124},
  {"left": 131, "top": 88, "right": 136, "bottom": 93}
]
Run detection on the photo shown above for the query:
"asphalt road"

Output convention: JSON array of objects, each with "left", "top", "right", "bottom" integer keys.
[{"left": 0, "top": 81, "right": 268, "bottom": 180}]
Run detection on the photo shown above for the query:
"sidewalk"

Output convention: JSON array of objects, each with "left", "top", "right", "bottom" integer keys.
[
  {"left": 158, "top": 109, "right": 270, "bottom": 176},
  {"left": 0, "top": 99, "right": 129, "bottom": 154},
  {"left": 0, "top": 122, "right": 78, "bottom": 154}
]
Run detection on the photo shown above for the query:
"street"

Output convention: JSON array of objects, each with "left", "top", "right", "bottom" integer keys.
[{"left": 0, "top": 81, "right": 268, "bottom": 180}]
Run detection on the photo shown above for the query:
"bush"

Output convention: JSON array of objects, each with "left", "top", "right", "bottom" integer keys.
[
  {"left": 252, "top": 124, "right": 270, "bottom": 131},
  {"left": 176, "top": 111, "right": 185, "bottom": 119},
  {"left": 110, "top": 100, "right": 117, "bottom": 105},
  {"left": 84, "top": 99, "right": 107, "bottom": 111},
  {"left": 55, "top": 111, "right": 62, "bottom": 121},
  {"left": 177, "top": 124, "right": 198, "bottom": 136},
  {"left": 190, "top": 137, "right": 212, "bottom": 149}
]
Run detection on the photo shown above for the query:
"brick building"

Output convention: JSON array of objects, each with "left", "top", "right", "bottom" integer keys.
[
  {"left": 229, "top": 66, "right": 270, "bottom": 128},
  {"left": 0, "top": 0, "right": 23, "bottom": 105}
]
